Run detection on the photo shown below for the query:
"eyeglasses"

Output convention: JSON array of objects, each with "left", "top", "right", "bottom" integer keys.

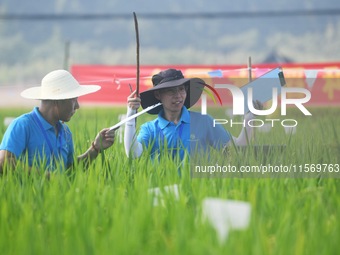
[{"left": 161, "top": 86, "right": 187, "bottom": 96}]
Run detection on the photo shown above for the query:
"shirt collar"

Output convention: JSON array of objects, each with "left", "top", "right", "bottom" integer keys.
[
  {"left": 33, "top": 107, "right": 62, "bottom": 132},
  {"left": 157, "top": 106, "right": 190, "bottom": 129},
  {"left": 180, "top": 106, "right": 190, "bottom": 124}
]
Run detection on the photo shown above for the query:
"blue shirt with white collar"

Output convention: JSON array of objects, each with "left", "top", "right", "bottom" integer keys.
[
  {"left": 137, "top": 106, "right": 231, "bottom": 159},
  {"left": 0, "top": 107, "right": 74, "bottom": 170}
]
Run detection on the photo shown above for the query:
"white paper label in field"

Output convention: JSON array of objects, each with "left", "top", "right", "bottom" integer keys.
[
  {"left": 148, "top": 184, "right": 180, "bottom": 206},
  {"left": 202, "top": 198, "right": 251, "bottom": 242}
]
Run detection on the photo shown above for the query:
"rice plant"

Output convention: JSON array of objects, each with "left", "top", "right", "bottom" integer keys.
[{"left": 0, "top": 106, "right": 339, "bottom": 255}]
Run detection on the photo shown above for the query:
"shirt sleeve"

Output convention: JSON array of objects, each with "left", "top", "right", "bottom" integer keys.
[
  {"left": 205, "top": 114, "right": 231, "bottom": 149},
  {"left": 137, "top": 123, "right": 153, "bottom": 148},
  {"left": 124, "top": 107, "right": 143, "bottom": 158},
  {"left": 0, "top": 117, "right": 29, "bottom": 158}
]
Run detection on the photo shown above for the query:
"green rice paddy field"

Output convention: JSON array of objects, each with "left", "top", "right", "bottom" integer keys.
[{"left": 0, "top": 106, "right": 339, "bottom": 255}]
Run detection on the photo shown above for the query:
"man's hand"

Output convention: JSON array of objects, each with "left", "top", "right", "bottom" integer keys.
[
  {"left": 128, "top": 90, "right": 141, "bottom": 110},
  {"left": 245, "top": 100, "right": 264, "bottom": 120},
  {"left": 253, "top": 100, "right": 264, "bottom": 111},
  {"left": 93, "top": 128, "right": 116, "bottom": 152}
]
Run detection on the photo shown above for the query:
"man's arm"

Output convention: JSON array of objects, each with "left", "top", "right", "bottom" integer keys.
[
  {"left": 0, "top": 150, "right": 17, "bottom": 174},
  {"left": 77, "top": 128, "right": 115, "bottom": 164},
  {"left": 124, "top": 90, "right": 143, "bottom": 158},
  {"left": 228, "top": 100, "right": 263, "bottom": 147}
]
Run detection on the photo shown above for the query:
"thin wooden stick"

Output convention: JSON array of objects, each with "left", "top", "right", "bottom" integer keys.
[
  {"left": 248, "top": 56, "right": 255, "bottom": 140},
  {"left": 248, "top": 56, "right": 252, "bottom": 82},
  {"left": 133, "top": 12, "right": 140, "bottom": 96}
]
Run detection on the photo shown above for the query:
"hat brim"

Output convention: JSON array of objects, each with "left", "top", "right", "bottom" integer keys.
[
  {"left": 20, "top": 85, "right": 101, "bottom": 100},
  {"left": 140, "top": 78, "right": 205, "bottom": 114}
]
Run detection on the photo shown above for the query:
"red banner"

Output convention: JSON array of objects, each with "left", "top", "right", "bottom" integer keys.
[{"left": 71, "top": 63, "right": 340, "bottom": 106}]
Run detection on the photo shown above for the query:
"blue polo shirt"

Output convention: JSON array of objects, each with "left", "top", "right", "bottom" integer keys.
[
  {"left": 137, "top": 106, "right": 231, "bottom": 159},
  {"left": 0, "top": 107, "right": 74, "bottom": 171}
]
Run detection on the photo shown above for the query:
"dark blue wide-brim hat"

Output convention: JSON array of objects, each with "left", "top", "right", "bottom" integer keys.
[{"left": 140, "top": 69, "right": 206, "bottom": 114}]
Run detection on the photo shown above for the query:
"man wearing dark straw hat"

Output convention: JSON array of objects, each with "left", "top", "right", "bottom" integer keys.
[
  {"left": 0, "top": 70, "right": 115, "bottom": 173},
  {"left": 124, "top": 68, "right": 261, "bottom": 160}
]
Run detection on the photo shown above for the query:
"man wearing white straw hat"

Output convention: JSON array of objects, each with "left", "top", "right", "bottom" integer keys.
[{"left": 0, "top": 70, "right": 115, "bottom": 173}]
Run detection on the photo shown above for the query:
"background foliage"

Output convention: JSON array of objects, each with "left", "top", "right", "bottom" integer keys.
[{"left": 1, "top": 0, "right": 340, "bottom": 84}]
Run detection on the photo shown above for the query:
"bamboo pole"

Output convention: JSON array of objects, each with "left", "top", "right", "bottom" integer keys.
[{"left": 133, "top": 12, "right": 140, "bottom": 96}]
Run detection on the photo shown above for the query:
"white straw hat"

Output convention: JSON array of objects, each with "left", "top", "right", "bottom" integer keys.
[{"left": 21, "top": 69, "right": 101, "bottom": 100}]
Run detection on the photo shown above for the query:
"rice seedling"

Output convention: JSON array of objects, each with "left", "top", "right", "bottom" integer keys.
[{"left": 0, "top": 106, "right": 339, "bottom": 255}]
